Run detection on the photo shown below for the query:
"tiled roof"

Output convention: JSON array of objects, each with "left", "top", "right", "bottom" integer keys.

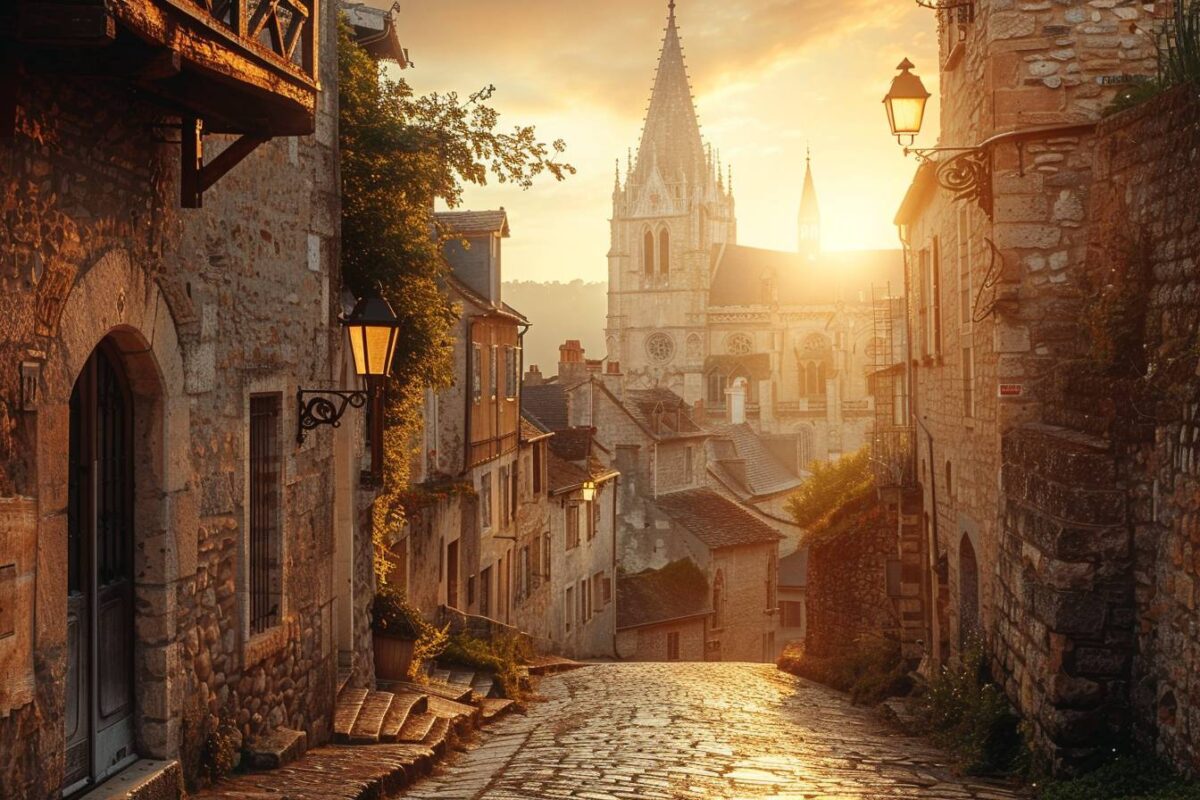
[
  {"left": 652, "top": 488, "right": 783, "bottom": 549},
  {"left": 522, "top": 384, "right": 568, "bottom": 431},
  {"left": 709, "top": 243, "right": 902, "bottom": 308},
  {"left": 547, "top": 451, "right": 590, "bottom": 493},
  {"left": 623, "top": 388, "right": 704, "bottom": 438},
  {"left": 779, "top": 546, "right": 808, "bottom": 588},
  {"left": 435, "top": 209, "right": 510, "bottom": 236},
  {"left": 548, "top": 427, "right": 593, "bottom": 462},
  {"left": 520, "top": 413, "right": 552, "bottom": 443},
  {"left": 708, "top": 423, "right": 804, "bottom": 500},
  {"left": 616, "top": 559, "right": 711, "bottom": 630}
]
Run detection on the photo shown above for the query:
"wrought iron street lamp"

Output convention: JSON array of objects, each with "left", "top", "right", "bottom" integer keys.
[
  {"left": 580, "top": 480, "right": 597, "bottom": 503},
  {"left": 297, "top": 291, "right": 401, "bottom": 444},
  {"left": 883, "top": 59, "right": 930, "bottom": 147}
]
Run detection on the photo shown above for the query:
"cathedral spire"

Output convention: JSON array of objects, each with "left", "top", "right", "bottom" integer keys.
[
  {"left": 798, "top": 147, "right": 821, "bottom": 257},
  {"left": 633, "top": 0, "right": 705, "bottom": 185}
]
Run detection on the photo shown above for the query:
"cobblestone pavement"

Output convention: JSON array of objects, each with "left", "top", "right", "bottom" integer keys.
[{"left": 401, "top": 663, "right": 1026, "bottom": 800}]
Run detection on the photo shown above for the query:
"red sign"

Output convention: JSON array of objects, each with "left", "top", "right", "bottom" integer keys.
[{"left": 998, "top": 384, "right": 1023, "bottom": 398}]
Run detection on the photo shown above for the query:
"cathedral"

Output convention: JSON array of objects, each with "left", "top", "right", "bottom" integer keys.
[{"left": 605, "top": 1, "right": 904, "bottom": 466}]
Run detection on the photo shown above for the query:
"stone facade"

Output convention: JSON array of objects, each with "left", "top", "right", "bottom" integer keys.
[
  {"left": 0, "top": 2, "right": 386, "bottom": 796},
  {"left": 889, "top": 0, "right": 1196, "bottom": 774}
]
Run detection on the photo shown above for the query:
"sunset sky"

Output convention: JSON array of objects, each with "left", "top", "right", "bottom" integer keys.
[{"left": 378, "top": 0, "right": 941, "bottom": 283}]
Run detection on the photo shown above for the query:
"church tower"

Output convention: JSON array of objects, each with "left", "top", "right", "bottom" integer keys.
[
  {"left": 605, "top": 0, "right": 736, "bottom": 400},
  {"left": 798, "top": 149, "right": 821, "bottom": 258}
]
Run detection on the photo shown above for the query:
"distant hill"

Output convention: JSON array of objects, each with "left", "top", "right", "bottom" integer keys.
[{"left": 503, "top": 280, "right": 607, "bottom": 377}]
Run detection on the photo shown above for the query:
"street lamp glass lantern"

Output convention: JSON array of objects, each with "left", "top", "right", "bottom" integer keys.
[
  {"left": 344, "top": 294, "right": 402, "bottom": 379},
  {"left": 580, "top": 480, "right": 597, "bottom": 503},
  {"left": 883, "top": 58, "right": 931, "bottom": 145}
]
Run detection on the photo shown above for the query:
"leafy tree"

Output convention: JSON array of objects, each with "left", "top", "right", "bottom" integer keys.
[
  {"left": 785, "top": 448, "right": 874, "bottom": 530},
  {"left": 338, "top": 23, "right": 573, "bottom": 578}
]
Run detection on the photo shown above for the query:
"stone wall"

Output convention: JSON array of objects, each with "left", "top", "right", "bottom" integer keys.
[
  {"left": 804, "top": 495, "right": 901, "bottom": 659},
  {"left": 0, "top": 1, "right": 368, "bottom": 794},
  {"left": 615, "top": 617, "right": 707, "bottom": 662}
]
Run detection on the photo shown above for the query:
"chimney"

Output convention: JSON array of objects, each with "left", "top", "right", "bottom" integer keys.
[
  {"left": 726, "top": 376, "right": 747, "bottom": 425},
  {"left": 558, "top": 340, "right": 588, "bottom": 383},
  {"left": 602, "top": 361, "right": 624, "bottom": 401},
  {"left": 524, "top": 364, "right": 544, "bottom": 387}
]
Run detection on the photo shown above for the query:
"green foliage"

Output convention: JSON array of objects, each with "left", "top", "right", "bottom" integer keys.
[
  {"left": 338, "top": 23, "right": 573, "bottom": 580},
  {"left": 372, "top": 583, "right": 449, "bottom": 680},
  {"left": 1107, "top": 1, "right": 1200, "bottom": 115},
  {"left": 1038, "top": 756, "right": 1200, "bottom": 800},
  {"left": 778, "top": 636, "right": 912, "bottom": 706},
  {"left": 785, "top": 449, "right": 874, "bottom": 530},
  {"left": 441, "top": 632, "right": 532, "bottom": 700},
  {"left": 916, "top": 635, "right": 1023, "bottom": 775}
]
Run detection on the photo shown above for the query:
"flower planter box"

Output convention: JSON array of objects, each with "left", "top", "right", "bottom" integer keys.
[{"left": 373, "top": 633, "right": 416, "bottom": 682}]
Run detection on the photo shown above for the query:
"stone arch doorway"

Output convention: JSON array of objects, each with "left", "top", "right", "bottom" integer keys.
[
  {"left": 959, "top": 534, "right": 980, "bottom": 648},
  {"left": 64, "top": 339, "right": 139, "bottom": 792}
]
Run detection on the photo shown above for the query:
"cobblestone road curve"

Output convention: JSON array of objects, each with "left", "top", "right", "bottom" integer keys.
[{"left": 400, "top": 663, "right": 1025, "bottom": 800}]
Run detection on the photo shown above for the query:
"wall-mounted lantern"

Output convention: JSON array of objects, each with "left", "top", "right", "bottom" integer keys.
[
  {"left": 297, "top": 292, "right": 401, "bottom": 459},
  {"left": 883, "top": 59, "right": 931, "bottom": 147},
  {"left": 580, "top": 480, "right": 597, "bottom": 503}
]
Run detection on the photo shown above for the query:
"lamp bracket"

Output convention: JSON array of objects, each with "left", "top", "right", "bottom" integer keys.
[
  {"left": 296, "top": 387, "right": 369, "bottom": 444},
  {"left": 904, "top": 145, "right": 993, "bottom": 219},
  {"left": 914, "top": 0, "right": 975, "bottom": 9}
]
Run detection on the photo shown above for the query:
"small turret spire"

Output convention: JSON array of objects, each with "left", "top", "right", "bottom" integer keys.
[{"left": 798, "top": 146, "right": 821, "bottom": 257}]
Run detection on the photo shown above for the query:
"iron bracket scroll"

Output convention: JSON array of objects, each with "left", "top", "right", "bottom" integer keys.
[
  {"left": 906, "top": 146, "right": 993, "bottom": 219},
  {"left": 296, "top": 388, "right": 369, "bottom": 444}
]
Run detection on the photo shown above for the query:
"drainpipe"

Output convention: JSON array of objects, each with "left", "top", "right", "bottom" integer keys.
[{"left": 611, "top": 475, "right": 620, "bottom": 659}]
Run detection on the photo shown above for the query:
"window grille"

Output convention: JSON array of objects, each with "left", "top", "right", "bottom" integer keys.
[{"left": 249, "top": 395, "right": 282, "bottom": 634}]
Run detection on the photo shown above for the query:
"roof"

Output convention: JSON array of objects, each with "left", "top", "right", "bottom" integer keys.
[
  {"left": 443, "top": 273, "right": 527, "bottom": 322},
  {"left": 548, "top": 427, "right": 593, "bottom": 462},
  {"left": 343, "top": 3, "right": 408, "bottom": 65},
  {"left": 522, "top": 383, "right": 568, "bottom": 431},
  {"left": 616, "top": 559, "right": 711, "bottom": 630},
  {"left": 632, "top": 4, "right": 705, "bottom": 186},
  {"left": 894, "top": 162, "right": 939, "bottom": 226},
  {"left": 707, "top": 423, "right": 804, "bottom": 500},
  {"left": 708, "top": 244, "right": 903, "bottom": 307},
  {"left": 652, "top": 488, "right": 783, "bottom": 550},
  {"left": 779, "top": 547, "right": 809, "bottom": 588},
  {"left": 435, "top": 209, "right": 511, "bottom": 237},
  {"left": 520, "top": 414, "right": 552, "bottom": 444},
  {"left": 546, "top": 449, "right": 618, "bottom": 495},
  {"left": 623, "top": 388, "right": 705, "bottom": 439}
]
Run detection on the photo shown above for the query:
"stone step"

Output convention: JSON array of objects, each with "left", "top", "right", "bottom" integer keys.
[
  {"left": 525, "top": 655, "right": 584, "bottom": 676},
  {"left": 429, "top": 667, "right": 453, "bottom": 684},
  {"left": 479, "top": 697, "right": 515, "bottom": 722},
  {"left": 398, "top": 711, "right": 438, "bottom": 744},
  {"left": 471, "top": 673, "right": 496, "bottom": 699},
  {"left": 382, "top": 679, "right": 474, "bottom": 704},
  {"left": 426, "top": 694, "right": 481, "bottom": 729},
  {"left": 75, "top": 759, "right": 183, "bottom": 800},
  {"left": 333, "top": 687, "right": 369, "bottom": 742},
  {"left": 348, "top": 691, "right": 396, "bottom": 744},
  {"left": 244, "top": 727, "right": 308, "bottom": 770},
  {"left": 421, "top": 716, "right": 453, "bottom": 756},
  {"left": 380, "top": 691, "right": 428, "bottom": 743},
  {"left": 445, "top": 668, "right": 476, "bottom": 687}
]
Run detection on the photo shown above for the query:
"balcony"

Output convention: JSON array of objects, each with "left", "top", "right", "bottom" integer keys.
[{"left": 7, "top": 0, "right": 320, "bottom": 204}]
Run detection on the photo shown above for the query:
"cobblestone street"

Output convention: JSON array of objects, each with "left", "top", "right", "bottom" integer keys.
[{"left": 401, "top": 663, "right": 1025, "bottom": 799}]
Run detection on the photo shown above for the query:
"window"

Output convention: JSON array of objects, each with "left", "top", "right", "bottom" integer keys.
[
  {"left": 945, "top": 460, "right": 954, "bottom": 501},
  {"left": 472, "top": 344, "right": 482, "bottom": 403},
  {"left": 602, "top": 575, "right": 612, "bottom": 605},
  {"left": 712, "top": 569, "right": 726, "bottom": 629},
  {"left": 446, "top": 539, "right": 459, "bottom": 609},
  {"left": 643, "top": 229, "right": 655, "bottom": 276},
  {"left": 593, "top": 572, "right": 604, "bottom": 610},
  {"left": 519, "top": 546, "right": 531, "bottom": 600},
  {"left": 489, "top": 346, "right": 498, "bottom": 399},
  {"left": 727, "top": 333, "right": 753, "bottom": 355},
  {"left": 931, "top": 236, "right": 943, "bottom": 358},
  {"left": 781, "top": 601, "right": 804, "bottom": 628},
  {"left": 580, "top": 579, "right": 590, "bottom": 621},
  {"left": 467, "top": 575, "right": 475, "bottom": 607},
  {"left": 511, "top": 463, "right": 518, "bottom": 520},
  {"left": 249, "top": 395, "right": 282, "bottom": 634},
  {"left": 499, "top": 466, "right": 510, "bottom": 524},
  {"left": 659, "top": 228, "right": 671, "bottom": 277},
  {"left": 533, "top": 442, "right": 543, "bottom": 493},
  {"left": 918, "top": 248, "right": 930, "bottom": 358},
  {"left": 480, "top": 471, "right": 492, "bottom": 530},
  {"left": 504, "top": 346, "right": 518, "bottom": 400},
  {"left": 707, "top": 373, "right": 727, "bottom": 404},
  {"left": 766, "top": 551, "right": 778, "bottom": 611},
  {"left": 542, "top": 532, "right": 551, "bottom": 579},
  {"left": 666, "top": 631, "right": 680, "bottom": 661},
  {"left": 565, "top": 586, "right": 574, "bottom": 633},
  {"left": 566, "top": 503, "right": 580, "bottom": 549},
  {"left": 645, "top": 333, "right": 675, "bottom": 364},
  {"left": 958, "top": 207, "right": 973, "bottom": 330},
  {"left": 585, "top": 499, "right": 596, "bottom": 541},
  {"left": 480, "top": 566, "right": 492, "bottom": 617},
  {"left": 962, "top": 346, "right": 975, "bottom": 418}
]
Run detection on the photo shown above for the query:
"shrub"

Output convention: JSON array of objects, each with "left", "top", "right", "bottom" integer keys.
[
  {"left": 1038, "top": 756, "right": 1200, "bottom": 800},
  {"left": 778, "top": 636, "right": 912, "bottom": 707},
  {"left": 786, "top": 449, "right": 874, "bottom": 531},
  {"left": 441, "top": 632, "right": 532, "bottom": 700},
  {"left": 915, "top": 635, "right": 1023, "bottom": 775},
  {"left": 1107, "top": 0, "right": 1200, "bottom": 115}
]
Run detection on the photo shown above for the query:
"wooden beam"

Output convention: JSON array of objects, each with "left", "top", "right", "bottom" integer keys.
[{"left": 197, "top": 133, "right": 268, "bottom": 195}]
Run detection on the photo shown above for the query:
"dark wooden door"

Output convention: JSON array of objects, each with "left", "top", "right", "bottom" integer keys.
[{"left": 65, "top": 344, "right": 137, "bottom": 794}]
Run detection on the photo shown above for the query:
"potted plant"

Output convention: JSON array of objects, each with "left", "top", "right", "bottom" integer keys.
[{"left": 371, "top": 585, "right": 448, "bottom": 681}]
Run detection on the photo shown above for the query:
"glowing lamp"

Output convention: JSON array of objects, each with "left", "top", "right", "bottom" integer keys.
[{"left": 883, "top": 59, "right": 931, "bottom": 146}]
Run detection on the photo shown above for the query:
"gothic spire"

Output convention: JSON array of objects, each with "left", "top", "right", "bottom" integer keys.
[
  {"left": 633, "top": 0, "right": 705, "bottom": 185},
  {"left": 798, "top": 147, "right": 821, "bottom": 256}
]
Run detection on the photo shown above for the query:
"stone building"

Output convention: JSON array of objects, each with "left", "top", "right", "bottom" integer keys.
[
  {"left": 406, "top": 210, "right": 528, "bottom": 630},
  {"left": 881, "top": 0, "right": 1200, "bottom": 774},
  {"left": 0, "top": 1, "right": 386, "bottom": 795},
  {"left": 605, "top": 1, "right": 903, "bottom": 465},
  {"left": 616, "top": 559, "right": 711, "bottom": 662},
  {"left": 526, "top": 351, "right": 783, "bottom": 662}
]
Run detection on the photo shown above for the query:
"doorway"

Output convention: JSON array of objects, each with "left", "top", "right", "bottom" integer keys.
[{"left": 64, "top": 341, "right": 138, "bottom": 794}]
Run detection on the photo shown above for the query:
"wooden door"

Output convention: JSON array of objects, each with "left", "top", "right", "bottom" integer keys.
[{"left": 65, "top": 344, "right": 137, "bottom": 794}]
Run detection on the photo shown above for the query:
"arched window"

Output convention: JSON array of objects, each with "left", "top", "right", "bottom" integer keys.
[
  {"left": 816, "top": 362, "right": 826, "bottom": 390},
  {"left": 797, "top": 426, "right": 814, "bottom": 469},
  {"left": 712, "top": 569, "right": 726, "bottom": 629},
  {"left": 805, "top": 363, "right": 818, "bottom": 396},
  {"left": 643, "top": 229, "right": 655, "bottom": 276},
  {"left": 959, "top": 535, "right": 980, "bottom": 647},
  {"left": 945, "top": 461, "right": 953, "bottom": 500},
  {"left": 659, "top": 228, "right": 671, "bottom": 277}
]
